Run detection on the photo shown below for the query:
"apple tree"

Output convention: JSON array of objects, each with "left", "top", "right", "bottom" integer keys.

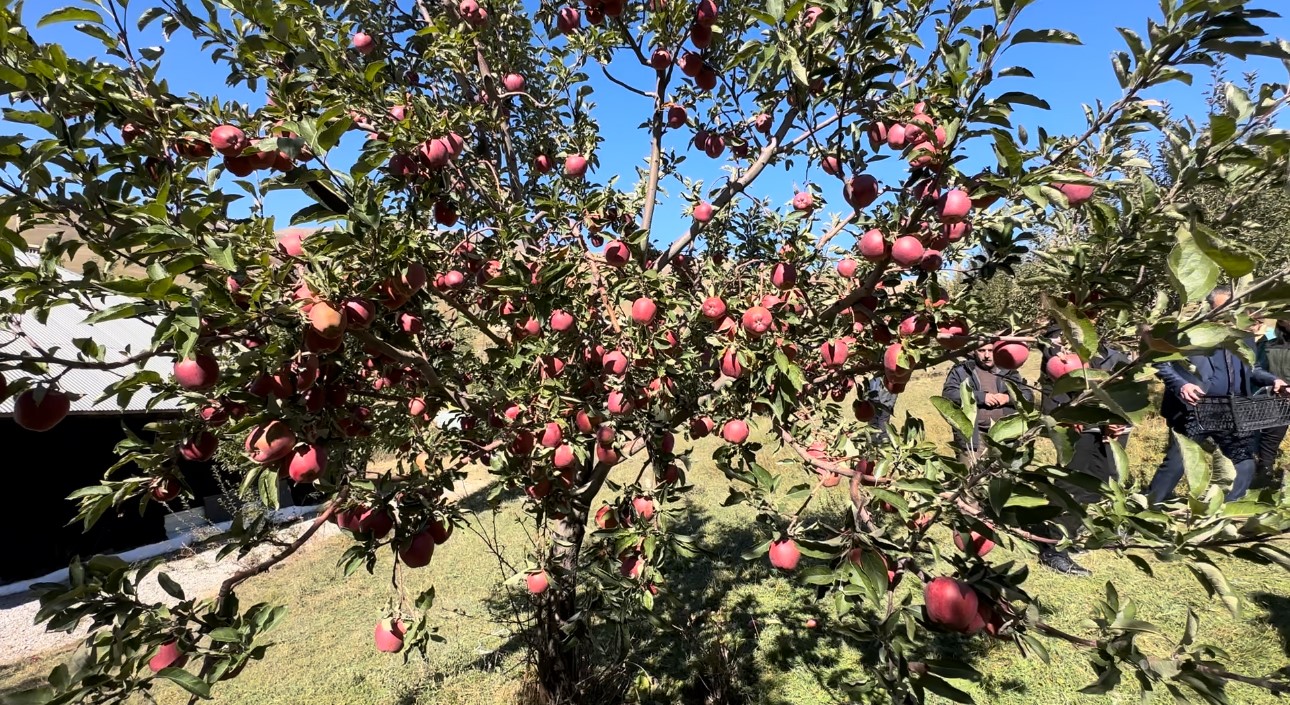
[{"left": 2, "top": 0, "right": 1290, "bottom": 703}]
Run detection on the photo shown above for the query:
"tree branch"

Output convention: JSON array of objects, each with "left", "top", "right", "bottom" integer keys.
[{"left": 217, "top": 494, "right": 345, "bottom": 605}]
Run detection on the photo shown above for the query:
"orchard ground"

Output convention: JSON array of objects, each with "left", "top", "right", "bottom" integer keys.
[{"left": 3, "top": 359, "right": 1288, "bottom": 705}]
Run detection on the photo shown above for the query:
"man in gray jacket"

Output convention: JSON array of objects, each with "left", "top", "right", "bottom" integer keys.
[{"left": 941, "top": 344, "right": 1034, "bottom": 458}]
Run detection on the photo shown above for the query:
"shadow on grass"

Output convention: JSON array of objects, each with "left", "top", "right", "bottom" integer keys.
[{"left": 1251, "top": 592, "right": 1290, "bottom": 657}]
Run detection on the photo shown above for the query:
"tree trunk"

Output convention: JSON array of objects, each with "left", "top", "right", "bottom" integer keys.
[{"left": 531, "top": 444, "right": 606, "bottom": 702}]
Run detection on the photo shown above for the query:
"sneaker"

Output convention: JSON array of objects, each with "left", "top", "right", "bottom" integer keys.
[{"left": 1040, "top": 549, "right": 1091, "bottom": 577}]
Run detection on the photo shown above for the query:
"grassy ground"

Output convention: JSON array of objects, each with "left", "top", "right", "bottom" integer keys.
[{"left": 2, "top": 359, "right": 1288, "bottom": 704}]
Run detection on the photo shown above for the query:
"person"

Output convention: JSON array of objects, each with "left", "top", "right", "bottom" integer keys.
[
  {"left": 941, "top": 343, "right": 1034, "bottom": 459},
  {"left": 866, "top": 376, "right": 898, "bottom": 432},
  {"left": 1147, "top": 287, "right": 1290, "bottom": 503},
  {"left": 1254, "top": 318, "right": 1290, "bottom": 489},
  {"left": 1035, "top": 325, "right": 1131, "bottom": 576}
]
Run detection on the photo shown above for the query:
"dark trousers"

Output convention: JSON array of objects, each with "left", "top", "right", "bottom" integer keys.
[
  {"left": 1147, "top": 430, "right": 1258, "bottom": 503},
  {"left": 1044, "top": 432, "right": 1125, "bottom": 541},
  {"left": 1256, "top": 424, "right": 1288, "bottom": 486}
]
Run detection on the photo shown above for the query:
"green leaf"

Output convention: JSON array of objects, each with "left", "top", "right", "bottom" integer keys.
[
  {"left": 786, "top": 47, "right": 809, "bottom": 87},
  {"left": 1, "top": 685, "right": 55, "bottom": 704},
  {"left": 1209, "top": 114, "right": 1236, "bottom": 144},
  {"left": 1107, "top": 435, "right": 1129, "bottom": 483},
  {"left": 1046, "top": 298, "right": 1099, "bottom": 362},
  {"left": 208, "top": 627, "right": 243, "bottom": 643},
  {"left": 918, "top": 673, "right": 975, "bottom": 703},
  {"left": 1175, "top": 432, "right": 1210, "bottom": 499},
  {"left": 138, "top": 7, "right": 168, "bottom": 30},
  {"left": 156, "top": 668, "right": 211, "bottom": 699},
  {"left": 931, "top": 396, "right": 972, "bottom": 441},
  {"left": 766, "top": 0, "right": 784, "bottom": 21},
  {"left": 38, "top": 7, "right": 104, "bottom": 28},
  {"left": 1009, "top": 28, "right": 1081, "bottom": 46},
  {"left": 987, "top": 413, "right": 1026, "bottom": 442},
  {"left": 1191, "top": 225, "right": 1255, "bottom": 278},
  {"left": 157, "top": 572, "right": 185, "bottom": 600},
  {"left": 1187, "top": 561, "right": 1241, "bottom": 617},
  {"left": 1167, "top": 226, "right": 1219, "bottom": 303},
  {"left": 994, "top": 91, "right": 1050, "bottom": 110}
]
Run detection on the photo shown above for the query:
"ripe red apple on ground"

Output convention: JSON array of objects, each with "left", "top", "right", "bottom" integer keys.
[
  {"left": 527, "top": 571, "right": 550, "bottom": 594},
  {"left": 374, "top": 619, "right": 405, "bottom": 653},
  {"left": 924, "top": 577, "right": 981, "bottom": 633},
  {"left": 399, "top": 531, "right": 436, "bottom": 568},
  {"left": 721, "top": 419, "right": 749, "bottom": 444},
  {"left": 14, "top": 388, "right": 72, "bottom": 432},
  {"left": 148, "top": 640, "right": 188, "bottom": 672},
  {"left": 953, "top": 531, "right": 996, "bottom": 557},
  {"left": 993, "top": 341, "right": 1030, "bottom": 369},
  {"left": 768, "top": 538, "right": 801, "bottom": 571}
]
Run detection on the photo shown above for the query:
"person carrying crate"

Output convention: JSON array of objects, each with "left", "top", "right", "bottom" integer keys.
[
  {"left": 1254, "top": 318, "right": 1290, "bottom": 489},
  {"left": 1147, "top": 287, "right": 1290, "bottom": 503}
]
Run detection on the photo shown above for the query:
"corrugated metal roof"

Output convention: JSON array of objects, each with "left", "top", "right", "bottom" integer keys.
[{"left": 0, "top": 250, "right": 180, "bottom": 416}]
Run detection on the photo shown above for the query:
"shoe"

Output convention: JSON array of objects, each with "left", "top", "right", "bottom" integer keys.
[{"left": 1040, "top": 549, "right": 1091, "bottom": 577}]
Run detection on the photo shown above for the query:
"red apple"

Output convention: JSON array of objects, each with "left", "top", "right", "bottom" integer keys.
[
  {"left": 631, "top": 297, "right": 657, "bottom": 325},
  {"left": 632, "top": 496, "right": 655, "bottom": 520},
  {"left": 245, "top": 420, "right": 296, "bottom": 464},
  {"left": 285, "top": 443, "right": 327, "bottom": 483},
  {"left": 209, "top": 124, "right": 247, "bottom": 156},
  {"left": 937, "top": 189, "right": 972, "bottom": 222},
  {"left": 502, "top": 73, "right": 525, "bottom": 92},
  {"left": 604, "top": 240, "right": 630, "bottom": 266},
  {"left": 650, "top": 49, "right": 671, "bottom": 70},
  {"left": 993, "top": 341, "right": 1030, "bottom": 370},
  {"left": 721, "top": 419, "right": 749, "bottom": 444},
  {"left": 556, "top": 6, "right": 581, "bottom": 33},
  {"left": 769, "top": 539, "right": 801, "bottom": 571},
  {"left": 607, "top": 390, "right": 633, "bottom": 415},
  {"left": 720, "top": 348, "right": 744, "bottom": 378},
  {"left": 534, "top": 154, "right": 553, "bottom": 173},
  {"left": 701, "top": 295, "right": 726, "bottom": 319},
  {"left": 352, "top": 31, "right": 375, "bottom": 55},
  {"left": 564, "top": 154, "right": 588, "bottom": 178},
  {"left": 844, "top": 174, "right": 880, "bottom": 209},
  {"left": 820, "top": 338, "right": 849, "bottom": 367},
  {"left": 859, "top": 228, "right": 888, "bottom": 261},
  {"left": 399, "top": 530, "right": 436, "bottom": 568},
  {"left": 148, "top": 640, "right": 188, "bottom": 672},
  {"left": 14, "top": 388, "right": 72, "bottom": 432},
  {"left": 690, "top": 416, "right": 714, "bottom": 438},
  {"left": 174, "top": 354, "right": 220, "bottom": 391},
  {"left": 526, "top": 571, "right": 550, "bottom": 594},
  {"left": 1045, "top": 352, "right": 1084, "bottom": 379},
  {"left": 602, "top": 350, "right": 629, "bottom": 376},
  {"left": 276, "top": 228, "right": 307, "bottom": 257},
  {"left": 924, "top": 577, "right": 981, "bottom": 633},
  {"left": 741, "top": 306, "right": 773, "bottom": 336},
  {"left": 595, "top": 505, "right": 619, "bottom": 529},
  {"left": 953, "top": 531, "right": 996, "bottom": 557},
  {"left": 309, "top": 301, "right": 346, "bottom": 339},
  {"left": 150, "top": 477, "right": 181, "bottom": 502},
  {"left": 866, "top": 121, "right": 887, "bottom": 150},
  {"left": 179, "top": 431, "right": 217, "bottom": 462},
  {"left": 837, "top": 258, "right": 858, "bottom": 278},
  {"left": 890, "top": 236, "right": 925, "bottom": 267},
  {"left": 374, "top": 619, "right": 405, "bottom": 653},
  {"left": 792, "top": 192, "right": 814, "bottom": 212},
  {"left": 885, "top": 123, "right": 907, "bottom": 149},
  {"left": 694, "top": 200, "right": 714, "bottom": 222}
]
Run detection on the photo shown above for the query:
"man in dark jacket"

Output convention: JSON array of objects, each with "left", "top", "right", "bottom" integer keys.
[
  {"left": 941, "top": 343, "right": 1034, "bottom": 457},
  {"left": 1036, "top": 326, "right": 1131, "bottom": 576},
  {"left": 1147, "top": 290, "right": 1290, "bottom": 503},
  {"left": 1254, "top": 318, "right": 1290, "bottom": 488}
]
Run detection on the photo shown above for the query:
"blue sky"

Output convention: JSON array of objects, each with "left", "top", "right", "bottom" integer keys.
[{"left": 22, "top": 1, "right": 1290, "bottom": 248}]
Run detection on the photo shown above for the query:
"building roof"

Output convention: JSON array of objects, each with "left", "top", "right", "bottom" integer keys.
[{"left": 1, "top": 250, "right": 179, "bottom": 416}]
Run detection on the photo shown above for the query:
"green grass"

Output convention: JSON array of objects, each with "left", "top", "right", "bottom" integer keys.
[{"left": 2, "top": 359, "right": 1288, "bottom": 704}]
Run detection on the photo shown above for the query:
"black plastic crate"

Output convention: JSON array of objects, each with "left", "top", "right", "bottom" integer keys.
[{"left": 1193, "top": 394, "right": 1290, "bottom": 434}]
